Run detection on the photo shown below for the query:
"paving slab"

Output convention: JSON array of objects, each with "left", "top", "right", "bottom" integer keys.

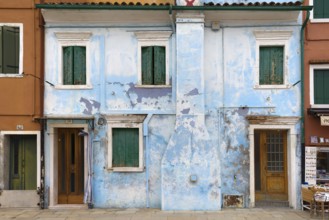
[{"left": 0, "top": 207, "right": 317, "bottom": 220}]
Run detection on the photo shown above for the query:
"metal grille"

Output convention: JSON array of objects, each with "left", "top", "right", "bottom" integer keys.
[{"left": 266, "top": 132, "right": 284, "bottom": 172}]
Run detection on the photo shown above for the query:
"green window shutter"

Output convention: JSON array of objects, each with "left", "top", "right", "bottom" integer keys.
[
  {"left": 259, "top": 46, "right": 283, "bottom": 85},
  {"left": 314, "top": 0, "right": 325, "bottom": 18},
  {"left": 73, "top": 46, "right": 86, "bottom": 85},
  {"left": 153, "top": 46, "right": 166, "bottom": 85},
  {"left": 324, "top": 0, "right": 329, "bottom": 18},
  {"left": 112, "top": 128, "right": 139, "bottom": 167},
  {"left": 0, "top": 26, "right": 2, "bottom": 73},
  {"left": 314, "top": 69, "right": 329, "bottom": 104},
  {"left": 63, "top": 46, "right": 74, "bottom": 85},
  {"left": 142, "top": 46, "right": 154, "bottom": 85},
  {"left": 3, "top": 26, "right": 19, "bottom": 74}
]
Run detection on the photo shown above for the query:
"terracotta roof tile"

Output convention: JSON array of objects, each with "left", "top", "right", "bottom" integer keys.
[
  {"left": 204, "top": 1, "right": 302, "bottom": 6},
  {"left": 41, "top": 0, "right": 302, "bottom": 6},
  {"left": 42, "top": 0, "right": 173, "bottom": 6}
]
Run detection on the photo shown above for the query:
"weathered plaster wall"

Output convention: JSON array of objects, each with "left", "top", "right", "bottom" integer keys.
[
  {"left": 203, "top": 25, "right": 302, "bottom": 207},
  {"left": 44, "top": 28, "right": 175, "bottom": 115},
  {"left": 44, "top": 14, "right": 302, "bottom": 209}
]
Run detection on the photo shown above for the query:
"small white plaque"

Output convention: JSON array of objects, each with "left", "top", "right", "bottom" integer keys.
[{"left": 321, "top": 116, "right": 329, "bottom": 126}]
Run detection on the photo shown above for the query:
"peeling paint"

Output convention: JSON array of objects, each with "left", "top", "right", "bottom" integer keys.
[
  {"left": 80, "top": 97, "right": 101, "bottom": 115},
  {"left": 43, "top": 7, "right": 302, "bottom": 210}
]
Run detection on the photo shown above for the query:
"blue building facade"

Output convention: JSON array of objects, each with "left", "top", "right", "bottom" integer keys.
[{"left": 39, "top": 0, "right": 309, "bottom": 210}]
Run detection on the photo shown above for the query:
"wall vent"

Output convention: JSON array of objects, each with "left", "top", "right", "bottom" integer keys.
[{"left": 223, "top": 194, "right": 244, "bottom": 208}]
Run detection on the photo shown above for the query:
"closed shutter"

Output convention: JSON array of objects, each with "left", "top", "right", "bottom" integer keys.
[
  {"left": 314, "top": 0, "right": 325, "bottom": 18},
  {"left": 324, "top": 0, "right": 329, "bottom": 18},
  {"left": 0, "top": 26, "right": 2, "bottom": 72},
  {"left": 259, "top": 46, "right": 283, "bottom": 85},
  {"left": 63, "top": 46, "right": 86, "bottom": 85},
  {"left": 112, "top": 128, "right": 139, "bottom": 167},
  {"left": 73, "top": 46, "right": 86, "bottom": 85},
  {"left": 3, "top": 26, "right": 19, "bottom": 73},
  {"left": 142, "top": 46, "right": 153, "bottom": 85},
  {"left": 314, "top": 69, "right": 329, "bottom": 104},
  {"left": 154, "top": 46, "right": 166, "bottom": 85},
  {"left": 63, "top": 46, "right": 74, "bottom": 85}
]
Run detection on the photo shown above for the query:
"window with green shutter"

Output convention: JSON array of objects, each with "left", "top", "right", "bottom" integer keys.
[
  {"left": 63, "top": 46, "right": 86, "bottom": 85},
  {"left": 313, "top": 0, "right": 329, "bottom": 19},
  {"left": 314, "top": 69, "right": 329, "bottom": 104},
  {"left": 112, "top": 128, "right": 139, "bottom": 167},
  {"left": 0, "top": 26, "right": 20, "bottom": 74},
  {"left": 142, "top": 46, "right": 166, "bottom": 85},
  {"left": 259, "top": 46, "right": 284, "bottom": 85}
]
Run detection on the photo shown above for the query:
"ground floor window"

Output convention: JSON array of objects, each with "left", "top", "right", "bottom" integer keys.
[{"left": 106, "top": 115, "right": 146, "bottom": 172}]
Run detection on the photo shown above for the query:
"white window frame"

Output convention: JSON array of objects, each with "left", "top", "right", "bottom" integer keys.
[
  {"left": 55, "top": 32, "right": 92, "bottom": 89},
  {"left": 310, "top": 64, "right": 329, "bottom": 108},
  {"left": 253, "top": 31, "right": 292, "bottom": 89},
  {"left": 106, "top": 115, "right": 146, "bottom": 172},
  {"left": 309, "top": 0, "right": 329, "bottom": 23},
  {"left": 134, "top": 31, "right": 172, "bottom": 88},
  {"left": 0, "top": 23, "right": 23, "bottom": 77}
]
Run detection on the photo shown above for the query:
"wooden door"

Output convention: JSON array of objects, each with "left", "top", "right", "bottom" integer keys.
[
  {"left": 58, "top": 128, "right": 84, "bottom": 204},
  {"left": 10, "top": 135, "right": 37, "bottom": 190},
  {"left": 255, "top": 130, "right": 288, "bottom": 201}
]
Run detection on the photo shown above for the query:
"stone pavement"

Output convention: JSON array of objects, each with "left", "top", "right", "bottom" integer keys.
[{"left": 0, "top": 207, "right": 317, "bottom": 220}]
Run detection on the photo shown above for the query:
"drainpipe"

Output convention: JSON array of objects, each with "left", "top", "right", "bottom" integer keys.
[
  {"left": 169, "top": 5, "right": 176, "bottom": 34},
  {"left": 301, "top": 10, "right": 310, "bottom": 146},
  {"left": 143, "top": 114, "right": 153, "bottom": 208}
]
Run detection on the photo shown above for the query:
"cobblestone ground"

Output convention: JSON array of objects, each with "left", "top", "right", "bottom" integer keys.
[{"left": 0, "top": 207, "right": 317, "bottom": 220}]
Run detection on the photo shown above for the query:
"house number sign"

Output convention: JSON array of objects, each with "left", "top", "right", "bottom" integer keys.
[{"left": 321, "top": 116, "right": 329, "bottom": 126}]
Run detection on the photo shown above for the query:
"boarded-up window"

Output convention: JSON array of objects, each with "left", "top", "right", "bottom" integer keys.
[
  {"left": 313, "top": 0, "right": 329, "bottom": 19},
  {"left": 112, "top": 128, "right": 139, "bottom": 167},
  {"left": 0, "top": 26, "right": 20, "bottom": 74},
  {"left": 142, "top": 46, "right": 165, "bottom": 85},
  {"left": 63, "top": 46, "right": 86, "bottom": 85},
  {"left": 314, "top": 69, "right": 329, "bottom": 104},
  {"left": 259, "top": 46, "right": 284, "bottom": 85}
]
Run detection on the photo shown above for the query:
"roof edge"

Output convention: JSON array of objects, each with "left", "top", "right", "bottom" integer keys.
[{"left": 36, "top": 4, "right": 313, "bottom": 11}]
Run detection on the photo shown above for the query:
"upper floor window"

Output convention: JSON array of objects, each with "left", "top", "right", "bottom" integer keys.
[
  {"left": 310, "top": 0, "right": 329, "bottom": 22},
  {"left": 253, "top": 31, "right": 292, "bottom": 89},
  {"left": 310, "top": 64, "right": 329, "bottom": 108},
  {"left": 63, "top": 46, "right": 86, "bottom": 85},
  {"left": 55, "top": 32, "right": 92, "bottom": 89},
  {"left": 0, "top": 24, "right": 23, "bottom": 75},
  {"left": 134, "top": 31, "right": 172, "bottom": 87},
  {"left": 259, "top": 46, "right": 284, "bottom": 85},
  {"left": 142, "top": 46, "right": 166, "bottom": 85}
]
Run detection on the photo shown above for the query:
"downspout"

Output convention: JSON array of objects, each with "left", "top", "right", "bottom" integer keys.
[
  {"left": 301, "top": 10, "right": 310, "bottom": 148},
  {"left": 143, "top": 114, "right": 153, "bottom": 208},
  {"left": 300, "top": 10, "right": 310, "bottom": 184},
  {"left": 169, "top": 5, "right": 176, "bottom": 34}
]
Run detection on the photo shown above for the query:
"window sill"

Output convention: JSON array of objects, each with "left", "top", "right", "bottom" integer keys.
[
  {"left": 54, "top": 85, "right": 93, "bottom": 90},
  {"left": 311, "top": 104, "right": 329, "bottom": 109},
  {"left": 253, "top": 84, "right": 290, "bottom": 89},
  {"left": 310, "top": 18, "right": 329, "bottom": 23},
  {"left": 135, "top": 85, "right": 171, "bottom": 88},
  {"left": 0, "top": 73, "right": 23, "bottom": 78},
  {"left": 108, "top": 167, "right": 144, "bottom": 172}
]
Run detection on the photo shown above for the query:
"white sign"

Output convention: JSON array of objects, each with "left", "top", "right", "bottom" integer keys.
[
  {"left": 305, "top": 147, "right": 317, "bottom": 185},
  {"left": 321, "top": 116, "right": 329, "bottom": 126}
]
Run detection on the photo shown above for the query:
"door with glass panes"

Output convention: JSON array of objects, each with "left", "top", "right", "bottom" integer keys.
[
  {"left": 255, "top": 130, "right": 288, "bottom": 201},
  {"left": 57, "top": 128, "right": 84, "bottom": 204}
]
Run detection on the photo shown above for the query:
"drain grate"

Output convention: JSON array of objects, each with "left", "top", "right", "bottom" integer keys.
[{"left": 256, "top": 201, "right": 289, "bottom": 207}]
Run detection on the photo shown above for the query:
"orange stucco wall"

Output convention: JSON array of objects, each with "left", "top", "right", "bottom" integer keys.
[
  {"left": 0, "top": 1, "right": 43, "bottom": 131},
  {"left": 304, "top": 0, "right": 329, "bottom": 145}
]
